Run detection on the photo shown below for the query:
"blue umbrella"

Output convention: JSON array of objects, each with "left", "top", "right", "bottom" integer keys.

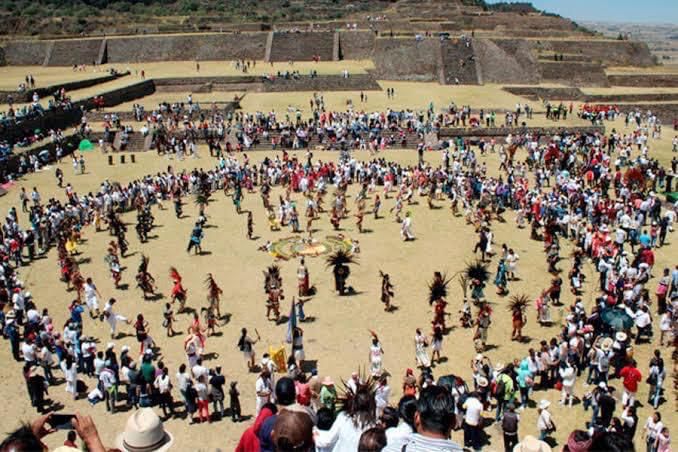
[{"left": 601, "top": 308, "right": 634, "bottom": 331}]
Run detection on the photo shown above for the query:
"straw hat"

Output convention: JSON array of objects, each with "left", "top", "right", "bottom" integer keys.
[
  {"left": 538, "top": 399, "right": 551, "bottom": 410},
  {"left": 477, "top": 376, "right": 489, "bottom": 388},
  {"left": 494, "top": 362, "right": 505, "bottom": 373},
  {"left": 513, "top": 435, "right": 552, "bottom": 452},
  {"left": 115, "top": 408, "right": 173, "bottom": 452},
  {"left": 322, "top": 376, "right": 334, "bottom": 386},
  {"left": 600, "top": 337, "right": 613, "bottom": 352}
]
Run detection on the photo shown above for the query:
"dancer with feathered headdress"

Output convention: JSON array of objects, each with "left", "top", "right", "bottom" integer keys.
[
  {"left": 204, "top": 273, "right": 223, "bottom": 318},
  {"left": 169, "top": 267, "right": 188, "bottom": 312},
  {"left": 326, "top": 250, "right": 357, "bottom": 296},
  {"left": 507, "top": 294, "right": 529, "bottom": 341},
  {"left": 379, "top": 271, "right": 394, "bottom": 312},
  {"left": 428, "top": 271, "right": 451, "bottom": 331},
  {"left": 263, "top": 264, "right": 283, "bottom": 322},
  {"left": 465, "top": 260, "right": 489, "bottom": 304},
  {"left": 135, "top": 254, "right": 156, "bottom": 299}
]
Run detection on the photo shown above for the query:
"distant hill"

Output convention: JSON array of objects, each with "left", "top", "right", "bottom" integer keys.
[
  {"left": 582, "top": 21, "right": 677, "bottom": 65},
  {"left": 0, "top": 0, "right": 582, "bottom": 37}
]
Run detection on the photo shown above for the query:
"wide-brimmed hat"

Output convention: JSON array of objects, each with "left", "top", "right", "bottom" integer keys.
[
  {"left": 477, "top": 376, "right": 489, "bottom": 388},
  {"left": 322, "top": 376, "right": 334, "bottom": 386},
  {"left": 494, "top": 362, "right": 505, "bottom": 373},
  {"left": 115, "top": 408, "right": 173, "bottom": 452},
  {"left": 538, "top": 399, "right": 551, "bottom": 410},
  {"left": 513, "top": 435, "right": 552, "bottom": 452},
  {"left": 600, "top": 337, "right": 613, "bottom": 351},
  {"left": 615, "top": 332, "right": 627, "bottom": 342}
]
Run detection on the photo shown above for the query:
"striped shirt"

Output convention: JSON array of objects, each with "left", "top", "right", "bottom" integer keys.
[{"left": 383, "top": 433, "right": 464, "bottom": 452}]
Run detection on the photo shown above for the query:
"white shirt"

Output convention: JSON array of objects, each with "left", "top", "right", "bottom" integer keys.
[
  {"left": 21, "top": 343, "right": 36, "bottom": 362},
  {"left": 255, "top": 376, "right": 272, "bottom": 403},
  {"left": 175, "top": 371, "right": 190, "bottom": 392},
  {"left": 635, "top": 311, "right": 651, "bottom": 328},
  {"left": 375, "top": 384, "right": 391, "bottom": 408},
  {"left": 99, "top": 368, "right": 116, "bottom": 390},
  {"left": 560, "top": 366, "right": 576, "bottom": 387},
  {"left": 385, "top": 422, "right": 414, "bottom": 445},
  {"left": 537, "top": 409, "right": 552, "bottom": 431},
  {"left": 191, "top": 364, "right": 208, "bottom": 380},
  {"left": 315, "top": 412, "right": 375, "bottom": 452},
  {"left": 154, "top": 374, "right": 171, "bottom": 393},
  {"left": 463, "top": 396, "right": 483, "bottom": 426}
]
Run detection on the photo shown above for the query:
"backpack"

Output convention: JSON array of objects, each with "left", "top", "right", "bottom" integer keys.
[{"left": 495, "top": 378, "right": 506, "bottom": 400}]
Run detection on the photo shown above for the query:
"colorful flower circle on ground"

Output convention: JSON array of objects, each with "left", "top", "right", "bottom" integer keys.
[{"left": 269, "top": 235, "right": 355, "bottom": 260}]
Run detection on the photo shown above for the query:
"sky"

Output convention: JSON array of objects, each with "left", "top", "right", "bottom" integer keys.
[{"left": 486, "top": 0, "right": 678, "bottom": 24}]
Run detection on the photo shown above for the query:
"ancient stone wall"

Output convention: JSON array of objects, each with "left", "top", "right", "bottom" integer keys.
[
  {"left": 467, "top": 13, "right": 577, "bottom": 31},
  {"left": 607, "top": 74, "right": 678, "bottom": 87},
  {"left": 1, "top": 134, "right": 80, "bottom": 175},
  {"left": 0, "top": 108, "right": 83, "bottom": 145},
  {"left": 74, "top": 80, "right": 156, "bottom": 110},
  {"left": 338, "top": 31, "right": 376, "bottom": 60},
  {"left": 502, "top": 87, "right": 586, "bottom": 101},
  {"left": 372, "top": 37, "right": 439, "bottom": 81},
  {"left": 0, "top": 72, "right": 127, "bottom": 104},
  {"left": 2, "top": 40, "right": 49, "bottom": 65},
  {"left": 534, "top": 40, "right": 654, "bottom": 67},
  {"left": 539, "top": 61, "right": 609, "bottom": 87},
  {"left": 47, "top": 38, "right": 103, "bottom": 66},
  {"left": 106, "top": 33, "right": 267, "bottom": 63},
  {"left": 612, "top": 104, "right": 678, "bottom": 124},
  {"left": 153, "top": 74, "right": 380, "bottom": 93},
  {"left": 268, "top": 31, "right": 334, "bottom": 62},
  {"left": 473, "top": 38, "right": 540, "bottom": 84},
  {"left": 261, "top": 74, "right": 380, "bottom": 92}
]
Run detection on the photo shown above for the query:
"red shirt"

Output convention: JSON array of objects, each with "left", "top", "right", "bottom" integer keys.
[{"left": 620, "top": 366, "right": 642, "bottom": 393}]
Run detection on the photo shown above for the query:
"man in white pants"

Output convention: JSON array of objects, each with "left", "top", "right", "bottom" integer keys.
[{"left": 103, "top": 298, "right": 128, "bottom": 339}]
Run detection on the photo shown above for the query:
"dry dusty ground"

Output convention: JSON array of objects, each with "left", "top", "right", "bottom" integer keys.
[
  {"left": 0, "top": 60, "right": 374, "bottom": 91},
  {"left": 0, "top": 115, "right": 675, "bottom": 451}
]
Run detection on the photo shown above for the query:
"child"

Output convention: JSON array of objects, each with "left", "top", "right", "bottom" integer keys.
[
  {"left": 314, "top": 407, "right": 336, "bottom": 452},
  {"left": 229, "top": 381, "right": 241, "bottom": 422},
  {"left": 64, "top": 430, "right": 78, "bottom": 448}
]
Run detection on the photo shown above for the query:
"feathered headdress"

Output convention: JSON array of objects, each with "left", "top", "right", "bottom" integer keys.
[
  {"left": 464, "top": 260, "right": 489, "bottom": 284},
  {"left": 138, "top": 254, "right": 149, "bottom": 274},
  {"left": 266, "top": 264, "right": 281, "bottom": 279},
  {"left": 507, "top": 294, "right": 530, "bottom": 314},
  {"left": 325, "top": 250, "right": 357, "bottom": 269},
  {"left": 169, "top": 267, "right": 182, "bottom": 284},
  {"left": 336, "top": 369, "right": 378, "bottom": 428},
  {"left": 204, "top": 273, "right": 222, "bottom": 301},
  {"left": 428, "top": 272, "right": 451, "bottom": 305}
]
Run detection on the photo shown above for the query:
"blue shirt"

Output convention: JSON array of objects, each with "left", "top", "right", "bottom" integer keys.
[{"left": 71, "top": 305, "right": 84, "bottom": 323}]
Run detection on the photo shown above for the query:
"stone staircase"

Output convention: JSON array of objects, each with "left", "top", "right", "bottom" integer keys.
[
  {"left": 113, "top": 130, "right": 147, "bottom": 151},
  {"left": 97, "top": 39, "right": 108, "bottom": 65},
  {"left": 439, "top": 39, "right": 480, "bottom": 85},
  {"left": 268, "top": 31, "right": 334, "bottom": 62}
]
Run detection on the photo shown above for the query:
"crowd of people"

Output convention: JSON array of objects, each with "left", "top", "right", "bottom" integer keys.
[{"left": 0, "top": 94, "right": 675, "bottom": 452}]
